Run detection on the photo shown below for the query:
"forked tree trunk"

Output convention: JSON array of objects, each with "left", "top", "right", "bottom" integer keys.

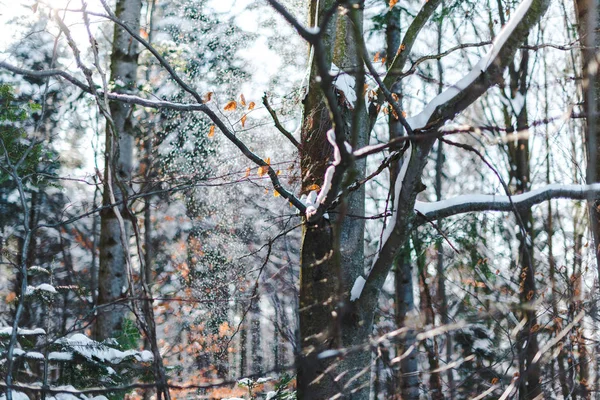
[
  {"left": 95, "top": 0, "right": 142, "bottom": 341},
  {"left": 500, "top": 37, "right": 541, "bottom": 398},
  {"left": 297, "top": 1, "right": 549, "bottom": 397}
]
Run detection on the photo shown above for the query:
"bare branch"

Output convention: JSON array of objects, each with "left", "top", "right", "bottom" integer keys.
[
  {"left": 262, "top": 94, "right": 300, "bottom": 148},
  {"left": 0, "top": 62, "right": 306, "bottom": 213},
  {"left": 264, "top": 0, "right": 317, "bottom": 42}
]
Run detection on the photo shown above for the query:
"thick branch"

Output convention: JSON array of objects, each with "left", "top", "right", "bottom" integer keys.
[
  {"left": 368, "top": 0, "right": 443, "bottom": 129},
  {"left": 357, "top": 0, "right": 551, "bottom": 310},
  {"left": 415, "top": 184, "right": 600, "bottom": 221}
]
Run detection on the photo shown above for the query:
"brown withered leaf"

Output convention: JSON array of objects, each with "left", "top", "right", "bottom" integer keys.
[{"left": 224, "top": 101, "right": 237, "bottom": 111}]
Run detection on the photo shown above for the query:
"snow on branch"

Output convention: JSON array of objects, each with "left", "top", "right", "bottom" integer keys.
[
  {"left": 415, "top": 183, "right": 600, "bottom": 221},
  {"left": 406, "top": 0, "right": 536, "bottom": 130},
  {"left": 356, "top": 0, "right": 551, "bottom": 308}
]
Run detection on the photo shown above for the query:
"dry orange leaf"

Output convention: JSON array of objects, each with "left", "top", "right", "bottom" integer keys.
[
  {"left": 389, "top": 0, "right": 398, "bottom": 9},
  {"left": 240, "top": 94, "right": 246, "bottom": 106},
  {"left": 306, "top": 183, "right": 321, "bottom": 191},
  {"left": 274, "top": 190, "right": 281, "bottom": 198},
  {"left": 373, "top": 52, "right": 380, "bottom": 63},
  {"left": 265, "top": 157, "right": 271, "bottom": 165},
  {"left": 276, "top": 169, "right": 281, "bottom": 175},
  {"left": 241, "top": 114, "right": 247, "bottom": 128},
  {"left": 203, "top": 92, "right": 213, "bottom": 102},
  {"left": 248, "top": 101, "right": 256, "bottom": 110},
  {"left": 5, "top": 292, "right": 16, "bottom": 303},
  {"left": 224, "top": 100, "right": 237, "bottom": 111},
  {"left": 244, "top": 167, "right": 251, "bottom": 178},
  {"left": 208, "top": 125, "right": 215, "bottom": 138}
]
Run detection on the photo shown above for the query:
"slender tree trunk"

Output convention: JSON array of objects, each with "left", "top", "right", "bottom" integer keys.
[
  {"left": 501, "top": 41, "right": 541, "bottom": 399},
  {"left": 96, "top": 0, "right": 142, "bottom": 341},
  {"left": 395, "top": 245, "right": 419, "bottom": 400},
  {"left": 251, "top": 294, "right": 263, "bottom": 375},
  {"left": 434, "top": 11, "right": 453, "bottom": 398},
  {"left": 574, "top": 0, "right": 600, "bottom": 272},
  {"left": 239, "top": 300, "right": 247, "bottom": 377},
  {"left": 416, "top": 242, "right": 443, "bottom": 400}
]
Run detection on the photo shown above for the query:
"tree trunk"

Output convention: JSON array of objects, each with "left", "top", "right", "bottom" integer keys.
[
  {"left": 96, "top": 0, "right": 142, "bottom": 341},
  {"left": 251, "top": 294, "right": 263, "bottom": 375},
  {"left": 501, "top": 40, "right": 541, "bottom": 399},
  {"left": 396, "top": 245, "right": 419, "bottom": 400},
  {"left": 574, "top": 0, "right": 600, "bottom": 272},
  {"left": 297, "top": 1, "right": 369, "bottom": 398}
]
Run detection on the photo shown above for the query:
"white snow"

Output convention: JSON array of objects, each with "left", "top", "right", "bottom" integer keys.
[
  {"left": 331, "top": 63, "right": 357, "bottom": 106},
  {"left": 344, "top": 142, "right": 352, "bottom": 154},
  {"left": 317, "top": 349, "right": 341, "bottom": 359},
  {"left": 36, "top": 283, "right": 58, "bottom": 294},
  {"left": 59, "top": 333, "right": 154, "bottom": 364},
  {"left": 12, "top": 348, "right": 25, "bottom": 356},
  {"left": 502, "top": 92, "right": 526, "bottom": 116},
  {"left": 380, "top": 143, "right": 412, "bottom": 250},
  {"left": 138, "top": 350, "right": 154, "bottom": 362},
  {"left": 438, "top": 123, "right": 472, "bottom": 133},
  {"left": 0, "top": 392, "right": 29, "bottom": 400},
  {"left": 237, "top": 378, "right": 253, "bottom": 386},
  {"left": 352, "top": 143, "right": 387, "bottom": 158},
  {"left": 266, "top": 392, "right": 277, "bottom": 400},
  {"left": 44, "top": 385, "right": 110, "bottom": 400},
  {"left": 28, "top": 266, "right": 50, "bottom": 275},
  {"left": 350, "top": 276, "right": 366, "bottom": 302},
  {"left": 0, "top": 327, "right": 46, "bottom": 336},
  {"left": 25, "top": 351, "right": 44, "bottom": 360},
  {"left": 315, "top": 166, "right": 335, "bottom": 206},
  {"left": 25, "top": 283, "right": 58, "bottom": 295},
  {"left": 406, "top": 0, "right": 534, "bottom": 130},
  {"left": 308, "top": 129, "right": 343, "bottom": 214},
  {"left": 49, "top": 351, "right": 73, "bottom": 361},
  {"left": 327, "top": 129, "right": 341, "bottom": 166},
  {"left": 415, "top": 183, "right": 600, "bottom": 218}
]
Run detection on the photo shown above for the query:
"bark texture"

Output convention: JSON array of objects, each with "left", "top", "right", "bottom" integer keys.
[
  {"left": 575, "top": 0, "right": 600, "bottom": 276},
  {"left": 500, "top": 38, "right": 541, "bottom": 398},
  {"left": 297, "top": 1, "right": 369, "bottom": 398},
  {"left": 95, "top": 0, "right": 141, "bottom": 341}
]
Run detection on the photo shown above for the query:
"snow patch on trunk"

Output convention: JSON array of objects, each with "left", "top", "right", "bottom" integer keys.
[{"left": 350, "top": 276, "right": 366, "bottom": 301}]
